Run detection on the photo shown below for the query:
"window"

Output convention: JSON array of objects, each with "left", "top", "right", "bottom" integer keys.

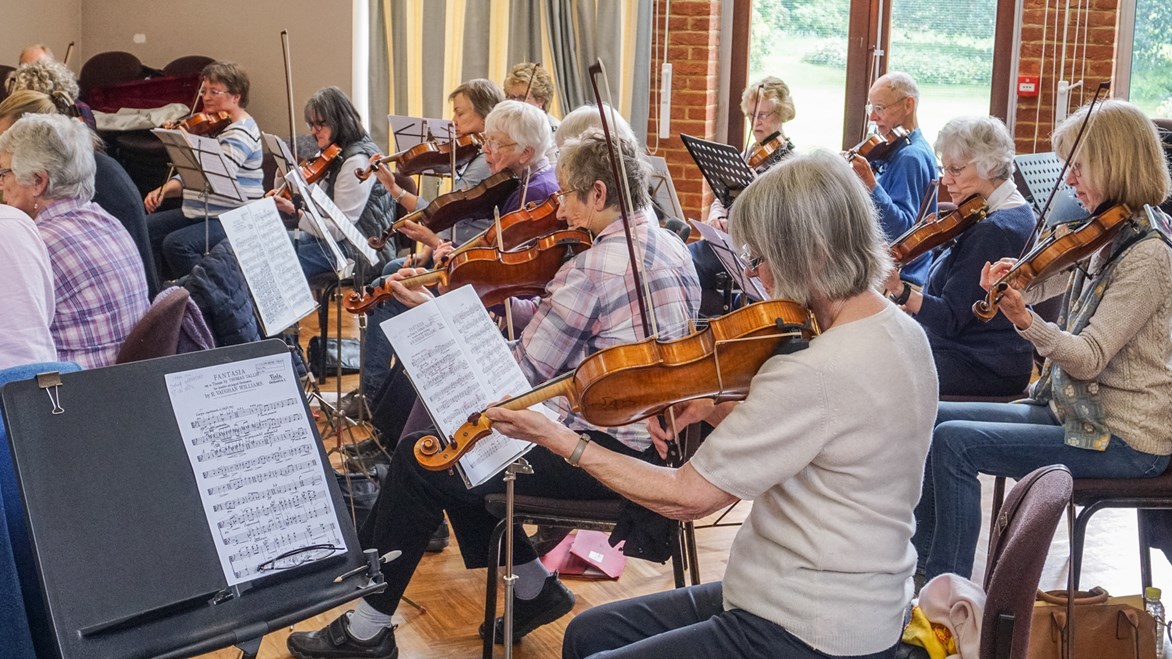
[{"left": 1121, "top": 0, "right": 1172, "bottom": 117}]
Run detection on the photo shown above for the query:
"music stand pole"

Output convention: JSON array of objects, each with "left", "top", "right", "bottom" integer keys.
[
  {"left": 203, "top": 182, "right": 212, "bottom": 256},
  {"left": 502, "top": 457, "right": 533, "bottom": 656}
]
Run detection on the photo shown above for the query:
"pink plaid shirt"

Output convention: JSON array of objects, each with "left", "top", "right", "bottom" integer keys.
[
  {"left": 37, "top": 198, "right": 150, "bottom": 368},
  {"left": 512, "top": 208, "right": 700, "bottom": 450}
]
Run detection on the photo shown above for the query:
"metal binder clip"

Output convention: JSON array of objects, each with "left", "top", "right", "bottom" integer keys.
[{"left": 36, "top": 372, "right": 64, "bottom": 415}]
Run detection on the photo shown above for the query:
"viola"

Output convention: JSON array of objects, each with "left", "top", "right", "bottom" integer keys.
[
  {"left": 413, "top": 299, "right": 818, "bottom": 470},
  {"left": 273, "top": 143, "right": 343, "bottom": 201},
  {"left": 367, "top": 171, "right": 520, "bottom": 249},
  {"left": 438, "top": 193, "right": 565, "bottom": 267},
  {"left": 973, "top": 203, "right": 1132, "bottom": 321},
  {"left": 346, "top": 228, "right": 592, "bottom": 314},
  {"left": 890, "top": 194, "right": 987, "bottom": 266},
  {"left": 746, "top": 131, "right": 785, "bottom": 169},
  {"left": 355, "top": 133, "right": 485, "bottom": 181},
  {"left": 845, "top": 126, "right": 910, "bottom": 163},
  {"left": 170, "top": 111, "right": 232, "bottom": 136}
]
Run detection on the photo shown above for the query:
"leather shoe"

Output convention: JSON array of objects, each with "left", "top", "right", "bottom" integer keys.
[
  {"left": 426, "top": 518, "right": 450, "bottom": 552},
  {"left": 287, "top": 612, "right": 398, "bottom": 659},
  {"left": 479, "top": 574, "right": 575, "bottom": 644}
]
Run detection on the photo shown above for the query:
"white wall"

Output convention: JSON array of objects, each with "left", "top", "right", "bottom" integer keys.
[
  {"left": 2, "top": 0, "right": 83, "bottom": 71},
  {"left": 79, "top": 1, "right": 354, "bottom": 134}
]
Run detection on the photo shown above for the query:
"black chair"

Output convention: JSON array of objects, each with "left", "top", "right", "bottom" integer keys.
[
  {"left": 77, "top": 51, "right": 142, "bottom": 102},
  {"left": 162, "top": 55, "right": 215, "bottom": 77},
  {"left": 0, "top": 64, "right": 15, "bottom": 101}
]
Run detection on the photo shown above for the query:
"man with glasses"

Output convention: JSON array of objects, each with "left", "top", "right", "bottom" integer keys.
[
  {"left": 143, "top": 61, "right": 263, "bottom": 280},
  {"left": 849, "top": 72, "right": 937, "bottom": 285}
]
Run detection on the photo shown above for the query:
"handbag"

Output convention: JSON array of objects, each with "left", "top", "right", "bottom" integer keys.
[
  {"left": 1028, "top": 587, "right": 1157, "bottom": 659},
  {"left": 307, "top": 336, "right": 362, "bottom": 379}
]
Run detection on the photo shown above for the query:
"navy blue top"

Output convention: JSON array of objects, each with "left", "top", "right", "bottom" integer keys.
[
  {"left": 917, "top": 202, "right": 1036, "bottom": 379},
  {"left": 872, "top": 128, "right": 938, "bottom": 285}
]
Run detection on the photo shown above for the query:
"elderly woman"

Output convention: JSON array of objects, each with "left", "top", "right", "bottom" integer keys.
[
  {"left": 915, "top": 100, "right": 1172, "bottom": 582},
  {"left": 144, "top": 61, "right": 264, "bottom": 279},
  {"left": 4, "top": 59, "right": 95, "bottom": 129},
  {"left": 884, "top": 116, "right": 1035, "bottom": 397},
  {"left": 483, "top": 150, "right": 937, "bottom": 658},
  {"left": 692, "top": 77, "right": 797, "bottom": 316},
  {"left": 271, "top": 86, "right": 395, "bottom": 276},
  {"left": 287, "top": 128, "right": 700, "bottom": 659},
  {"left": 504, "top": 61, "right": 560, "bottom": 141},
  {"left": 0, "top": 114, "right": 149, "bottom": 368}
]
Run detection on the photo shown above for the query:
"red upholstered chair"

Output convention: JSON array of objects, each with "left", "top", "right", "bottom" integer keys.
[{"left": 980, "top": 465, "right": 1073, "bottom": 659}]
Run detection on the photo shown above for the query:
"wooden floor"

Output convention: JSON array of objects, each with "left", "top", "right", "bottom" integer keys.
[{"left": 198, "top": 305, "right": 1170, "bottom": 659}]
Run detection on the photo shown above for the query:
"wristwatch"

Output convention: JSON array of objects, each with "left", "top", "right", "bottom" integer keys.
[
  {"left": 565, "top": 433, "right": 592, "bottom": 467},
  {"left": 891, "top": 282, "right": 912, "bottom": 305}
]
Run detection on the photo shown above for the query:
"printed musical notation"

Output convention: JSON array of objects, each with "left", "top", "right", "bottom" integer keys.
[{"left": 165, "top": 354, "right": 347, "bottom": 585}]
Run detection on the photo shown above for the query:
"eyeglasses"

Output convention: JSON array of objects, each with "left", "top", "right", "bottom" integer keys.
[
  {"left": 739, "top": 245, "right": 764, "bottom": 274},
  {"left": 506, "top": 94, "right": 529, "bottom": 102},
  {"left": 555, "top": 188, "right": 580, "bottom": 206},
  {"left": 306, "top": 119, "right": 329, "bottom": 131},
  {"left": 1068, "top": 161, "right": 1084, "bottom": 179},
  {"left": 483, "top": 138, "right": 517, "bottom": 152},
  {"left": 201, "top": 88, "right": 231, "bottom": 97},
  {"left": 256, "top": 544, "right": 340, "bottom": 572},
  {"left": 751, "top": 110, "right": 779, "bottom": 122},
  {"left": 942, "top": 163, "right": 970, "bottom": 178},
  {"left": 0, "top": 168, "right": 11, "bottom": 183},
  {"left": 867, "top": 97, "right": 907, "bottom": 115}
]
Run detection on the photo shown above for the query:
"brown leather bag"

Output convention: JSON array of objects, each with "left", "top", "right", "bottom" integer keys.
[{"left": 1028, "top": 587, "right": 1157, "bottom": 659}]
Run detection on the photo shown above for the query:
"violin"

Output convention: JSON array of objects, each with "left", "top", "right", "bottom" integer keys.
[
  {"left": 356, "top": 133, "right": 485, "bottom": 181},
  {"left": 413, "top": 299, "right": 818, "bottom": 470},
  {"left": 746, "top": 131, "right": 785, "bottom": 169},
  {"left": 346, "top": 228, "right": 592, "bottom": 314},
  {"left": 437, "top": 193, "right": 565, "bottom": 267},
  {"left": 368, "top": 171, "right": 520, "bottom": 249},
  {"left": 890, "top": 194, "right": 987, "bottom": 266},
  {"left": 168, "top": 111, "right": 233, "bottom": 136},
  {"left": 972, "top": 203, "right": 1132, "bottom": 321},
  {"left": 273, "top": 143, "right": 343, "bottom": 201},
  {"left": 845, "top": 126, "right": 910, "bottom": 163}
]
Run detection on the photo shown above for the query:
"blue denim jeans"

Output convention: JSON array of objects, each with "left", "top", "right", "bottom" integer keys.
[
  {"left": 292, "top": 233, "right": 348, "bottom": 279},
  {"left": 915, "top": 401, "right": 1170, "bottom": 580},
  {"left": 360, "top": 256, "right": 414, "bottom": 396}
]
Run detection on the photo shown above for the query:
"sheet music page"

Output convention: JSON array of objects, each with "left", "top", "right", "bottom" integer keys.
[
  {"left": 189, "top": 133, "right": 245, "bottom": 200},
  {"left": 262, "top": 132, "right": 295, "bottom": 179},
  {"left": 381, "top": 285, "right": 548, "bottom": 487},
  {"left": 219, "top": 197, "right": 317, "bottom": 335},
  {"left": 165, "top": 353, "right": 347, "bottom": 585},
  {"left": 646, "top": 156, "right": 685, "bottom": 220},
  {"left": 304, "top": 182, "right": 380, "bottom": 266},
  {"left": 690, "top": 220, "right": 767, "bottom": 301},
  {"left": 284, "top": 173, "right": 349, "bottom": 275}
]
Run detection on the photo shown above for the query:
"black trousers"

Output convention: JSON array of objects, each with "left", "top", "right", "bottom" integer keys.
[
  {"left": 933, "top": 348, "right": 1031, "bottom": 398},
  {"left": 357, "top": 427, "right": 641, "bottom": 615}
]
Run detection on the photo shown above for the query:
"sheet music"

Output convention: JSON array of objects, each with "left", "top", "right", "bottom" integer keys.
[
  {"left": 262, "top": 132, "right": 296, "bottom": 180},
  {"left": 284, "top": 172, "right": 350, "bottom": 276},
  {"left": 165, "top": 353, "right": 346, "bottom": 585},
  {"left": 304, "top": 181, "right": 381, "bottom": 266},
  {"left": 691, "top": 220, "right": 767, "bottom": 301},
  {"left": 382, "top": 285, "right": 553, "bottom": 487},
  {"left": 646, "top": 156, "right": 685, "bottom": 221},
  {"left": 153, "top": 128, "right": 209, "bottom": 190},
  {"left": 219, "top": 197, "right": 317, "bottom": 335}
]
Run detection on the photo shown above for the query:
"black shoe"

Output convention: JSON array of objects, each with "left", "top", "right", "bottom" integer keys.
[
  {"left": 341, "top": 438, "right": 385, "bottom": 458},
  {"left": 528, "top": 525, "right": 572, "bottom": 557},
  {"left": 479, "top": 574, "right": 575, "bottom": 644},
  {"left": 426, "top": 518, "right": 450, "bottom": 553},
  {"left": 287, "top": 612, "right": 398, "bottom": 659}
]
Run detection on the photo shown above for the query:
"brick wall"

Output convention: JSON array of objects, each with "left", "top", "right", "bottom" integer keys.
[
  {"left": 647, "top": 0, "right": 722, "bottom": 221},
  {"left": 1012, "top": 0, "right": 1120, "bottom": 153}
]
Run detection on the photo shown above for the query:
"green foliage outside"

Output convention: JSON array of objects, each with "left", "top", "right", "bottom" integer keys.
[{"left": 1131, "top": 0, "right": 1172, "bottom": 117}]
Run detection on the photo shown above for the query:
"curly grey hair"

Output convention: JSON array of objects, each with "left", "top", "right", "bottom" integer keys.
[
  {"left": 5, "top": 60, "right": 80, "bottom": 101},
  {"left": 935, "top": 115, "right": 1016, "bottom": 182},
  {"left": 0, "top": 113, "right": 96, "bottom": 202}
]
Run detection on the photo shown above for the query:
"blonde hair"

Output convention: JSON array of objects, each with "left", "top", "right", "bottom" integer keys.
[
  {"left": 1053, "top": 99, "right": 1171, "bottom": 210},
  {"left": 504, "top": 63, "right": 556, "bottom": 110},
  {"left": 740, "top": 76, "right": 796, "bottom": 124},
  {"left": 0, "top": 90, "right": 60, "bottom": 123}
]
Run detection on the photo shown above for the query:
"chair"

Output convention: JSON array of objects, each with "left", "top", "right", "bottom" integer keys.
[
  {"left": 980, "top": 464, "right": 1073, "bottom": 659},
  {"left": 77, "top": 51, "right": 143, "bottom": 102},
  {"left": 0, "top": 64, "right": 15, "bottom": 102},
  {"left": 162, "top": 55, "right": 215, "bottom": 77},
  {"left": 115, "top": 287, "right": 211, "bottom": 364},
  {"left": 480, "top": 493, "right": 692, "bottom": 659},
  {"left": 0, "top": 361, "right": 83, "bottom": 659}
]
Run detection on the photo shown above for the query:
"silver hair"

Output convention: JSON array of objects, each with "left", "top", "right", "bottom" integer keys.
[
  {"left": 555, "top": 103, "right": 638, "bottom": 148},
  {"left": 5, "top": 60, "right": 80, "bottom": 101},
  {"left": 730, "top": 150, "right": 891, "bottom": 305},
  {"left": 484, "top": 100, "right": 553, "bottom": 160},
  {"left": 0, "top": 113, "right": 96, "bottom": 201},
  {"left": 556, "top": 127, "right": 650, "bottom": 211},
  {"left": 880, "top": 71, "right": 920, "bottom": 103},
  {"left": 934, "top": 115, "right": 1016, "bottom": 181}
]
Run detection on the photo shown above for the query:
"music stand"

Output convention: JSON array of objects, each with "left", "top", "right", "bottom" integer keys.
[
  {"left": 680, "top": 133, "right": 756, "bottom": 209},
  {"left": 0, "top": 340, "right": 384, "bottom": 659},
  {"left": 689, "top": 219, "right": 767, "bottom": 302},
  {"left": 262, "top": 132, "right": 296, "bottom": 179},
  {"left": 152, "top": 128, "right": 247, "bottom": 253},
  {"left": 646, "top": 156, "right": 686, "bottom": 221},
  {"left": 1013, "top": 152, "right": 1085, "bottom": 226}
]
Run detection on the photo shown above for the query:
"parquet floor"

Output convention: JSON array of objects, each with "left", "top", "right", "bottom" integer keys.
[{"left": 195, "top": 305, "right": 1170, "bottom": 658}]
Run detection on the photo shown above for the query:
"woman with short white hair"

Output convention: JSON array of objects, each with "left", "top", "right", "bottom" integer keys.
[
  {"left": 884, "top": 115, "right": 1035, "bottom": 397},
  {"left": 0, "top": 113, "right": 148, "bottom": 368},
  {"left": 480, "top": 99, "right": 559, "bottom": 218}
]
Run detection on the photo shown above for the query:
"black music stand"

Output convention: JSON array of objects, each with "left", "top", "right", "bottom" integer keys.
[
  {"left": 680, "top": 133, "right": 755, "bottom": 208},
  {"left": 0, "top": 340, "right": 384, "bottom": 659},
  {"left": 152, "top": 128, "right": 246, "bottom": 254},
  {"left": 1013, "top": 152, "right": 1085, "bottom": 226}
]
